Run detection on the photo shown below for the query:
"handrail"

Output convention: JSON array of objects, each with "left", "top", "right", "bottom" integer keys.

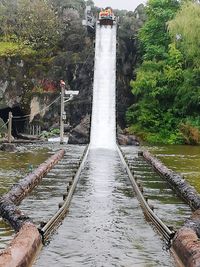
[
  {"left": 116, "top": 145, "right": 175, "bottom": 245},
  {"left": 40, "top": 145, "right": 89, "bottom": 242}
]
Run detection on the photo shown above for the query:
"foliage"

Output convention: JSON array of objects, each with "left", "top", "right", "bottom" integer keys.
[
  {"left": 139, "top": 0, "right": 179, "bottom": 60},
  {"left": 168, "top": 1, "right": 200, "bottom": 66},
  {"left": 127, "top": 0, "right": 200, "bottom": 144},
  {"left": 40, "top": 128, "right": 60, "bottom": 138},
  {"left": 15, "top": 0, "right": 62, "bottom": 49},
  {"left": 0, "top": 41, "right": 35, "bottom": 57},
  {"left": 179, "top": 122, "right": 200, "bottom": 145},
  {"left": 0, "top": 0, "right": 65, "bottom": 50}
]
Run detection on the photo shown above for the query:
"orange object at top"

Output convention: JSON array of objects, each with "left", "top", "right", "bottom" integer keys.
[{"left": 99, "top": 8, "right": 113, "bottom": 18}]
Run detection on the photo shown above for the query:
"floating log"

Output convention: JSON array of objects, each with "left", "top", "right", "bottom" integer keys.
[
  {"left": 3, "top": 149, "right": 65, "bottom": 205},
  {"left": 0, "top": 222, "right": 42, "bottom": 267},
  {"left": 172, "top": 209, "right": 200, "bottom": 267},
  {"left": 143, "top": 150, "right": 200, "bottom": 211},
  {"left": 0, "top": 198, "right": 30, "bottom": 231},
  {"left": 0, "top": 149, "right": 65, "bottom": 266}
]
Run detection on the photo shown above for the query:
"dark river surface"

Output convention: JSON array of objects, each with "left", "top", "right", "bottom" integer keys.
[
  {"left": 0, "top": 144, "right": 51, "bottom": 250},
  {"left": 34, "top": 148, "right": 176, "bottom": 267},
  {"left": 146, "top": 145, "right": 200, "bottom": 193},
  {"left": 0, "top": 144, "right": 199, "bottom": 265}
]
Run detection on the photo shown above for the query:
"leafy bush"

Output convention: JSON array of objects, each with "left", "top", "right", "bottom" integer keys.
[
  {"left": 179, "top": 122, "right": 200, "bottom": 145},
  {"left": 0, "top": 41, "right": 35, "bottom": 57},
  {"left": 127, "top": 0, "right": 200, "bottom": 145},
  {"left": 40, "top": 128, "right": 60, "bottom": 139}
]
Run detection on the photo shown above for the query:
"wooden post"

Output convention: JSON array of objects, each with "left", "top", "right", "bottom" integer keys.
[{"left": 8, "top": 112, "right": 12, "bottom": 143}]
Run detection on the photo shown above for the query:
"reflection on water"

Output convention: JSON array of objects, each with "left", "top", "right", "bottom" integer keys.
[
  {"left": 146, "top": 145, "right": 200, "bottom": 193},
  {"left": 122, "top": 146, "right": 191, "bottom": 230},
  {"left": 0, "top": 147, "right": 50, "bottom": 196},
  {"left": 0, "top": 145, "right": 51, "bottom": 250},
  {"left": 34, "top": 149, "right": 175, "bottom": 267}
]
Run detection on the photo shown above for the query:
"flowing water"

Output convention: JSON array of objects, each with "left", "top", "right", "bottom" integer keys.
[
  {"left": 0, "top": 145, "right": 51, "bottom": 249},
  {"left": 0, "top": 21, "right": 197, "bottom": 267},
  {"left": 34, "top": 24, "right": 178, "bottom": 266},
  {"left": 146, "top": 145, "right": 200, "bottom": 193},
  {"left": 34, "top": 149, "right": 175, "bottom": 267},
  {"left": 90, "top": 24, "right": 116, "bottom": 149}
]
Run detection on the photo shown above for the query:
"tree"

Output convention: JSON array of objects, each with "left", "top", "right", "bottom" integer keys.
[
  {"left": 139, "top": 0, "right": 179, "bottom": 60},
  {"left": 126, "top": 0, "right": 185, "bottom": 144},
  {"left": 168, "top": 1, "right": 200, "bottom": 67},
  {"left": 0, "top": 0, "right": 63, "bottom": 49},
  {"left": 0, "top": 0, "right": 17, "bottom": 39},
  {"left": 14, "top": 0, "right": 62, "bottom": 49}
]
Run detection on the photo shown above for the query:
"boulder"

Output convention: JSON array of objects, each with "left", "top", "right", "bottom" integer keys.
[
  {"left": 117, "top": 133, "right": 139, "bottom": 146},
  {"left": 68, "top": 115, "right": 90, "bottom": 144}
]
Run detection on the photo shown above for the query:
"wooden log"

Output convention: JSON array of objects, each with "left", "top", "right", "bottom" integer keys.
[
  {"left": 0, "top": 222, "right": 42, "bottom": 267},
  {"left": 0, "top": 198, "right": 30, "bottom": 231},
  {"left": 143, "top": 150, "right": 200, "bottom": 211},
  {"left": 3, "top": 149, "right": 65, "bottom": 205},
  {"left": 0, "top": 149, "right": 65, "bottom": 231},
  {"left": 172, "top": 226, "right": 200, "bottom": 267}
]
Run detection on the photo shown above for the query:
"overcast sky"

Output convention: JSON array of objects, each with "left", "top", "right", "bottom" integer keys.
[{"left": 93, "top": 0, "right": 147, "bottom": 11}]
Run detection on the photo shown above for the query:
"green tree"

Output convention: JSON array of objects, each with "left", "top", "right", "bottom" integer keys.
[
  {"left": 15, "top": 0, "right": 62, "bottom": 49},
  {"left": 126, "top": 0, "right": 185, "bottom": 144},
  {"left": 168, "top": 1, "right": 200, "bottom": 66},
  {"left": 0, "top": 0, "right": 17, "bottom": 39},
  {"left": 139, "top": 0, "right": 179, "bottom": 60}
]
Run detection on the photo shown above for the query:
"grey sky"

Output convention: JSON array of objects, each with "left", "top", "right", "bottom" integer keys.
[{"left": 93, "top": 0, "right": 147, "bottom": 11}]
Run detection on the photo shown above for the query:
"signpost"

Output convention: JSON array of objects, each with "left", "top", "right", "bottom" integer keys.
[{"left": 60, "top": 81, "right": 79, "bottom": 144}]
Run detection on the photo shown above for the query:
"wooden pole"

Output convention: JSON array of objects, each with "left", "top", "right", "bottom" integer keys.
[{"left": 8, "top": 112, "right": 12, "bottom": 143}]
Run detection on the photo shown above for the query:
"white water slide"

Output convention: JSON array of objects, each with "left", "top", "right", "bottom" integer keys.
[{"left": 90, "top": 23, "right": 117, "bottom": 149}]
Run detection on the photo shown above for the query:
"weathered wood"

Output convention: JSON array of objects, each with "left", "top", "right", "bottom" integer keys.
[
  {"left": 142, "top": 150, "right": 200, "bottom": 211},
  {"left": 3, "top": 149, "right": 65, "bottom": 205},
  {"left": 0, "top": 149, "right": 65, "bottom": 266},
  {"left": 0, "top": 198, "right": 30, "bottom": 231},
  {"left": 172, "top": 210, "right": 200, "bottom": 267},
  {"left": 0, "top": 149, "right": 65, "bottom": 231},
  {"left": 0, "top": 222, "right": 42, "bottom": 267}
]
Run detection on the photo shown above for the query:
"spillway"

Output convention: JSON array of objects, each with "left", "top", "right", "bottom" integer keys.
[{"left": 90, "top": 23, "right": 117, "bottom": 149}]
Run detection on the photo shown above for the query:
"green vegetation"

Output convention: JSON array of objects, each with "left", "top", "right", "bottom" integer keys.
[
  {"left": 0, "top": 42, "right": 35, "bottom": 57},
  {"left": 40, "top": 128, "right": 60, "bottom": 139},
  {"left": 127, "top": 0, "right": 200, "bottom": 145},
  {"left": 0, "top": 0, "right": 87, "bottom": 55}
]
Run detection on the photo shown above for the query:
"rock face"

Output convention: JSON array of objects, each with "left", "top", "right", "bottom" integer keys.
[
  {"left": 68, "top": 114, "right": 90, "bottom": 144},
  {"left": 117, "top": 133, "right": 139, "bottom": 146}
]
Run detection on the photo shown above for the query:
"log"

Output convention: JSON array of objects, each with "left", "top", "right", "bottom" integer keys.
[
  {"left": 0, "top": 222, "right": 42, "bottom": 267},
  {"left": 0, "top": 149, "right": 65, "bottom": 266},
  {"left": 142, "top": 150, "right": 200, "bottom": 211},
  {"left": 3, "top": 149, "right": 65, "bottom": 205},
  {"left": 172, "top": 210, "right": 200, "bottom": 267},
  {"left": 0, "top": 198, "right": 30, "bottom": 231}
]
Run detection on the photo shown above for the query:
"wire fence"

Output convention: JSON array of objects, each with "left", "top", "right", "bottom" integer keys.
[{"left": 0, "top": 120, "right": 9, "bottom": 131}]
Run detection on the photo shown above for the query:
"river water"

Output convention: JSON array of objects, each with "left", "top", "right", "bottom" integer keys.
[
  {"left": 147, "top": 145, "right": 200, "bottom": 193},
  {"left": 0, "top": 145, "right": 51, "bottom": 250},
  {"left": 34, "top": 149, "right": 175, "bottom": 267}
]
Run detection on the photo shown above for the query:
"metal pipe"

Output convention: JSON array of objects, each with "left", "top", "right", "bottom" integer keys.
[
  {"left": 116, "top": 145, "right": 175, "bottom": 244},
  {"left": 40, "top": 145, "right": 89, "bottom": 242}
]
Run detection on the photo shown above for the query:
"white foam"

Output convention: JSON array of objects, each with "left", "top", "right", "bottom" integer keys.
[{"left": 90, "top": 24, "right": 117, "bottom": 149}]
